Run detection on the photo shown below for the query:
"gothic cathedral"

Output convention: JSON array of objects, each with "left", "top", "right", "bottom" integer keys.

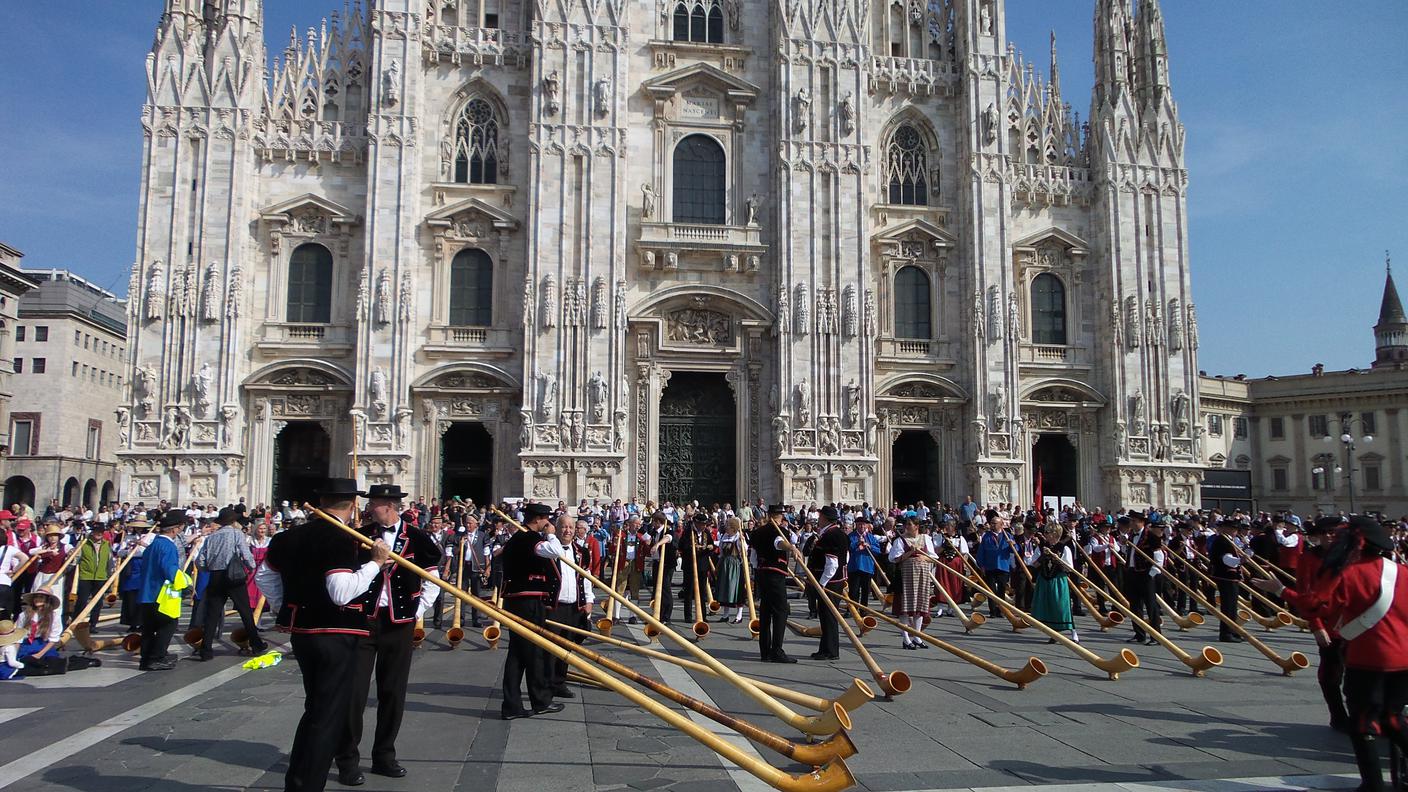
[{"left": 119, "top": 0, "right": 1203, "bottom": 509}]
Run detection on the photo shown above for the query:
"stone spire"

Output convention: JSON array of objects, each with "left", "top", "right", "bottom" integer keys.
[
  {"left": 1091, "top": 0, "right": 1133, "bottom": 110},
  {"left": 1049, "top": 30, "right": 1061, "bottom": 101},
  {"left": 1374, "top": 252, "right": 1408, "bottom": 369},
  {"left": 1133, "top": 0, "right": 1171, "bottom": 110}
]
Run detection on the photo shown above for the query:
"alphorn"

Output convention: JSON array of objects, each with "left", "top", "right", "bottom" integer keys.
[
  {"left": 67, "top": 546, "right": 84, "bottom": 605},
  {"left": 233, "top": 596, "right": 267, "bottom": 651},
  {"left": 1043, "top": 549, "right": 1221, "bottom": 677},
  {"left": 956, "top": 567, "right": 1140, "bottom": 680},
  {"left": 1172, "top": 549, "right": 1292, "bottom": 630},
  {"left": 927, "top": 566, "right": 987, "bottom": 633},
  {"left": 538, "top": 620, "right": 858, "bottom": 766},
  {"left": 737, "top": 530, "right": 761, "bottom": 637},
  {"left": 781, "top": 568, "right": 874, "bottom": 636},
  {"left": 777, "top": 532, "right": 910, "bottom": 697},
  {"left": 447, "top": 537, "right": 467, "bottom": 648},
  {"left": 597, "top": 528, "right": 625, "bottom": 635},
  {"left": 644, "top": 535, "right": 670, "bottom": 641},
  {"left": 1066, "top": 573, "right": 1124, "bottom": 631},
  {"left": 705, "top": 557, "right": 721, "bottom": 614},
  {"left": 412, "top": 617, "right": 426, "bottom": 648},
  {"left": 313, "top": 506, "right": 856, "bottom": 792},
  {"left": 1130, "top": 544, "right": 1309, "bottom": 676},
  {"left": 786, "top": 618, "right": 822, "bottom": 638},
  {"left": 1074, "top": 540, "right": 1132, "bottom": 608},
  {"left": 823, "top": 587, "right": 1047, "bottom": 689},
  {"left": 37, "top": 537, "right": 89, "bottom": 599},
  {"left": 489, "top": 507, "right": 852, "bottom": 737},
  {"left": 1157, "top": 594, "right": 1205, "bottom": 631},
  {"left": 9, "top": 551, "right": 39, "bottom": 581},
  {"left": 40, "top": 543, "right": 138, "bottom": 658},
  {"left": 482, "top": 587, "right": 502, "bottom": 649},
  {"left": 689, "top": 528, "right": 709, "bottom": 640},
  {"left": 960, "top": 554, "right": 1024, "bottom": 631},
  {"left": 179, "top": 537, "right": 212, "bottom": 647},
  {"left": 553, "top": 620, "right": 875, "bottom": 716},
  {"left": 1230, "top": 545, "right": 1310, "bottom": 630}
]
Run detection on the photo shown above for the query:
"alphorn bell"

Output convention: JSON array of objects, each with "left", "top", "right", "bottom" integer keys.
[
  {"left": 1075, "top": 539, "right": 1132, "bottom": 608},
  {"left": 488, "top": 508, "right": 853, "bottom": 737},
  {"left": 178, "top": 537, "right": 210, "bottom": 647},
  {"left": 1157, "top": 594, "right": 1205, "bottom": 631},
  {"left": 958, "top": 555, "right": 1024, "bottom": 631},
  {"left": 644, "top": 535, "right": 669, "bottom": 640},
  {"left": 1131, "top": 544, "right": 1309, "bottom": 676},
  {"left": 1173, "top": 549, "right": 1292, "bottom": 630},
  {"left": 689, "top": 528, "right": 709, "bottom": 640},
  {"left": 38, "top": 540, "right": 139, "bottom": 659},
  {"left": 1067, "top": 575, "right": 1124, "bottom": 632},
  {"left": 412, "top": 616, "right": 426, "bottom": 648},
  {"left": 1043, "top": 549, "right": 1221, "bottom": 677},
  {"left": 233, "top": 596, "right": 267, "bottom": 651},
  {"left": 737, "top": 530, "right": 761, "bottom": 637},
  {"left": 1230, "top": 546, "right": 1310, "bottom": 630},
  {"left": 927, "top": 567, "right": 987, "bottom": 633},
  {"left": 777, "top": 533, "right": 910, "bottom": 698},
  {"left": 956, "top": 567, "right": 1140, "bottom": 680},
  {"left": 482, "top": 587, "right": 502, "bottom": 649},
  {"left": 312, "top": 506, "right": 857, "bottom": 791},
  {"left": 447, "top": 537, "right": 467, "bottom": 649},
  {"left": 705, "top": 557, "right": 721, "bottom": 614},
  {"left": 822, "top": 586, "right": 1047, "bottom": 689},
  {"left": 597, "top": 528, "right": 626, "bottom": 635}
]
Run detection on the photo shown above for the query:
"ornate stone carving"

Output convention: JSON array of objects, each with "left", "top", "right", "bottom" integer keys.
[
  {"left": 192, "top": 363, "right": 214, "bottom": 419},
  {"left": 375, "top": 268, "right": 392, "bottom": 326},
  {"left": 537, "top": 372, "right": 557, "bottom": 422},
  {"left": 818, "top": 418, "right": 840, "bottom": 456},
  {"left": 1007, "top": 291, "right": 1021, "bottom": 340},
  {"left": 160, "top": 406, "right": 191, "bottom": 449},
  {"left": 543, "top": 70, "right": 561, "bottom": 115},
  {"left": 839, "top": 91, "right": 855, "bottom": 136},
  {"left": 144, "top": 263, "right": 164, "bottom": 322},
  {"left": 1167, "top": 297, "right": 1183, "bottom": 352},
  {"left": 863, "top": 288, "right": 877, "bottom": 337},
  {"left": 588, "top": 370, "right": 608, "bottom": 423},
  {"left": 591, "top": 277, "right": 607, "bottom": 330},
  {"left": 382, "top": 59, "right": 401, "bottom": 106},
  {"left": 399, "top": 270, "right": 413, "bottom": 323},
  {"left": 523, "top": 276, "right": 535, "bottom": 328},
  {"left": 988, "top": 285, "right": 1003, "bottom": 340},
  {"left": 842, "top": 285, "right": 859, "bottom": 337},
  {"left": 793, "top": 87, "right": 810, "bottom": 132},
  {"left": 794, "top": 379, "right": 811, "bottom": 428},
  {"left": 1146, "top": 299, "right": 1164, "bottom": 348},
  {"left": 593, "top": 78, "right": 611, "bottom": 117},
  {"left": 988, "top": 386, "right": 1007, "bottom": 431},
  {"left": 226, "top": 264, "right": 242, "bottom": 319},
  {"left": 816, "top": 288, "right": 837, "bottom": 335},
  {"left": 1129, "top": 390, "right": 1146, "bottom": 436},
  {"left": 775, "top": 286, "right": 790, "bottom": 335},
  {"left": 794, "top": 283, "right": 809, "bottom": 333},
  {"left": 1125, "top": 295, "right": 1142, "bottom": 348},
  {"left": 845, "top": 380, "right": 862, "bottom": 428},
  {"left": 745, "top": 194, "right": 761, "bottom": 226},
  {"left": 565, "top": 277, "right": 585, "bottom": 327},
  {"left": 370, "top": 367, "right": 388, "bottom": 418},
  {"left": 134, "top": 364, "right": 157, "bottom": 418},
  {"left": 614, "top": 280, "right": 627, "bottom": 330},
  {"left": 542, "top": 274, "right": 557, "bottom": 327},
  {"left": 665, "top": 308, "right": 731, "bottom": 345},
  {"left": 641, "top": 183, "right": 655, "bottom": 219},
  {"left": 200, "top": 262, "right": 220, "bottom": 322},
  {"left": 115, "top": 407, "right": 131, "bottom": 446},
  {"left": 1171, "top": 390, "right": 1190, "bottom": 435},
  {"left": 1186, "top": 302, "right": 1200, "bottom": 350}
]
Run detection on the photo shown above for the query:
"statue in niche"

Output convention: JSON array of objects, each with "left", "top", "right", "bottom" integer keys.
[
  {"left": 794, "top": 88, "right": 810, "bottom": 133},
  {"left": 356, "top": 269, "right": 370, "bottom": 316},
  {"left": 1167, "top": 298, "right": 1184, "bottom": 352},
  {"left": 794, "top": 283, "right": 809, "bottom": 333},
  {"left": 845, "top": 380, "right": 862, "bottom": 428},
  {"left": 225, "top": 265, "right": 241, "bottom": 318},
  {"left": 519, "top": 408, "right": 534, "bottom": 450},
  {"left": 773, "top": 415, "right": 790, "bottom": 457},
  {"left": 543, "top": 70, "right": 561, "bottom": 115},
  {"left": 988, "top": 286, "right": 1004, "bottom": 340},
  {"left": 979, "top": 0, "right": 993, "bottom": 35},
  {"left": 641, "top": 183, "right": 656, "bottom": 220},
  {"left": 1114, "top": 421, "right": 1127, "bottom": 457},
  {"left": 588, "top": 370, "right": 608, "bottom": 423},
  {"left": 819, "top": 418, "right": 840, "bottom": 456},
  {"left": 1110, "top": 299, "right": 1123, "bottom": 346},
  {"left": 1170, "top": 391, "right": 1190, "bottom": 433},
  {"left": 593, "top": 78, "right": 610, "bottom": 117},
  {"left": 394, "top": 407, "right": 412, "bottom": 448},
  {"left": 145, "top": 263, "right": 164, "bottom": 322},
  {"left": 134, "top": 364, "right": 157, "bottom": 417},
  {"left": 973, "top": 290, "right": 985, "bottom": 338},
  {"left": 972, "top": 420, "right": 988, "bottom": 457},
  {"left": 795, "top": 379, "right": 812, "bottom": 428},
  {"left": 523, "top": 276, "right": 535, "bottom": 328},
  {"left": 1007, "top": 291, "right": 1022, "bottom": 340},
  {"left": 192, "top": 363, "right": 214, "bottom": 418},
  {"left": 538, "top": 372, "right": 557, "bottom": 421},
  {"left": 775, "top": 286, "right": 790, "bottom": 335},
  {"left": 1129, "top": 390, "right": 1146, "bottom": 436},
  {"left": 613, "top": 408, "right": 627, "bottom": 453},
  {"left": 989, "top": 386, "right": 1007, "bottom": 432},
  {"left": 725, "top": 0, "right": 741, "bottom": 30},
  {"left": 615, "top": 280, "right": 627, "bottom": 330},
  {"left": 842, "top": 285, "right": 858, "bottom": 337},
  {"left": 863, "top": 289, "right": 877, "bottom": 337},
  {"left": 370, "top": 368, "right": 388, "bottom": 419},
  {"left": 838, "top": 91, "right": 855, "bottom": 136},
  {"left": 399, "top": 271, "right": 412, "bottom": 322},
  {"left": 115, "top": 407, "right": 131, "bottom": 446},
  {"left": 375, "top": 269, "right": 392, "bottom": 325},
  {"left": 982, "top": 103, "right": 998, "bottom": 144},
  {"left": 160, "top": 406, "right": 190, "bottom": 450},
  {"left": 382, "top": 59, "right": 401, "bottom": 107},
  {"left": 745, "top": 194, "right": 761, "bottom": 226},
  {"left": 1154, "top": 425, "right": 1171, "bottom": 461},
  {"left": 1186, "top": 303, "right": 1200, "bottom": 350}
]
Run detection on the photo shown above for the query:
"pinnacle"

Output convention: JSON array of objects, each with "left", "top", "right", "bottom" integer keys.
[{"left": 1378, "top": 254, "right": 1406, "bottom": 327}]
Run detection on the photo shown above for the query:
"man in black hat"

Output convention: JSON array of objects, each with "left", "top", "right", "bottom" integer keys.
[
  {"left": 336, "top": 483, "right": 442, "bottom": 784},
  {"left": 496, "top": 502, "right": 566, "bottom": 720},
  {"left": 648, "top": 511, "right": 677, "bottom": 623},
  {"left": 1208, "top": 518, "right": 1244, "bottom": 643},
  {"left": 681, "top": 512, "right": 714, "bottom": 624},
  {"left": 193, "top": 506, "right": 267, "bottom": 660},
  {"left": 807, "top": 505, "right": 849, "bottom": 660},
  {"left": 750, "top": 505, "right": 796, "bottom": 663},
  {"left": 257, "top": 477, "right": 390, "bottom": 792}
]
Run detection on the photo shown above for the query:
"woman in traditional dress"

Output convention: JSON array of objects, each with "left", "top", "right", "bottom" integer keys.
[
  {"left": 15, "top": 587, "right": 63, "bottom": 669},
  {"left": 714, "top": 517, "right": 746, "bottom": 623},
  {"left": 888, "top": 517, "right": 936, "bottom": 650},
  {"left": 932, "top": 523, "right": 967, "bottom": 617},
  {"left": 246, "top": 521, "right": 271, "bottom": 606},
  {"left": 1030, "top": 526, "right": 1079, "bottom": 643}
]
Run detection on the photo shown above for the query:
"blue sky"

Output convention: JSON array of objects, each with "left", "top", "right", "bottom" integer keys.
[{"left": 0, "top": 1, "right": 1403, "bottom": 377}]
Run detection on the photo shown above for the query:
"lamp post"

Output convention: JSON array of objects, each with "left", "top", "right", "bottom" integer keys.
[{"left": 1318, "top": 413, "right": 1373, "bottom": 513}]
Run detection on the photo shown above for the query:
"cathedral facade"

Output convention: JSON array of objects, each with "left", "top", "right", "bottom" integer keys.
[{"left": 118, "top": 0, "right": 1204, "bottom": 509}]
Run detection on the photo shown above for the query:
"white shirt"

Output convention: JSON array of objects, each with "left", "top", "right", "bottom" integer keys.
[
  {"left": 0, "top": 545, "right": 27, "bottom": 586},
  {"left": 889, "top": 535, "right": 936, "bottom": 562},
  {"left": 368, "top": 523, "right": 441, "bottom": 617}
]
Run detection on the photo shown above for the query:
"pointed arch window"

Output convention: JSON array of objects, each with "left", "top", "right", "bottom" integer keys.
[
  {"left": 1030, "top": 273, "right": 1067, "bottom": 345},
  {"left": 885, "top": 124, "right": 930, "bottom": 206},
  {"left": 894, "top": 266, "right": 932, "bottom": 339},
  {"left": 672, "top": 1, "right": 724, "bottom": 44},
  {"left": 449, "top": 249, "right": 493, "bottom": 327},
  {"left": 287, "top": 243, "right": 333, "bottom": 324},
  {"left": 672, "top": 134, "right": 726, "bottom": 225},
  {"left": 452, "top": 98, "right": 500, "bottom": 184}
]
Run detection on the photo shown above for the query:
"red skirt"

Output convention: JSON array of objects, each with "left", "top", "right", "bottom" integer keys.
[{"left": 934, "top": 557, "right": 965, "bottom": 603}]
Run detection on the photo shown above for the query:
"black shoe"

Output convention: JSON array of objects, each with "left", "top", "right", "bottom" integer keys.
[
  {"left": 147, "top": 659, "right": 177, "bottom": 671},
  {"left": 810, "top": 652, "right": 838, "bottom": 660},
  {"left": 369, "top": 762, "right": 406, "bottom": 778},
  {"left": 337, "top": 766, "right": 366, "bottom": 786},
  {"left": 1145, "top": 638, "right": 1158, "bottom": 646},
  {"left": 1219, "top": 635, "right": 1243, "bottom": 643},
  {"left": 1126, "top": 636, "right": 1144, "bottom": 643},
  {"left": 250, "top": 642, "right": 269, "bottom": 654},
  {"left": 770, "top": 653, "right": 798, "bottom": 664},
  {"left": 533, "top": 703, "right": 565, "bottom": 715},
  {"left": 194, "top": 654, "right": 215, "bottom": 662},
  {"left": 501, "top": 709, "right": 531, "bottom": 721},
  {"left": 628, "top": 617, "right": 638, "bottom": 625},
  {"left": 553, "top": 687, "right": 575, "bottom": 699},
  {"left": 1330, "top": 716, "right": 1352, "bottom": 733}
]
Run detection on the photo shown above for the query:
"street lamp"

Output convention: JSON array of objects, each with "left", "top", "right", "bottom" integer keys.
[{"left": 1321, "top": 413, "right": 1374, "bottom": 513}]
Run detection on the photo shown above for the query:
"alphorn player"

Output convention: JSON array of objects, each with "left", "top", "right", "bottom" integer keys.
[
  {"left": 495, "top": 502, "right": 566, "bottom": 720},
  {"left": 1255, "top": 515, "right": 1408, "bottom": 792},
  {"left": 1293, "top": 515, "right": 1351, "bottom": 732},
  {"left": 751, "top": 504, "right": 796, "bottom": 664},
  {"left": 1124, "top": 517, "right": 1165, "bottom": 647},
  {"left": 547, "top": 519, "right": 594, "bottom": 698},
  {"left": 806, "top": 505, "right": 848, "bottom": 661},
  {"left": 255, "top": 477, "right": 392, "bottom": 792},
  {"left": 336, "top": 483, "right": 442, "bottom": 785},
  {"left": 1208, "top": 518, "right": 1245, "bottom": 643}
]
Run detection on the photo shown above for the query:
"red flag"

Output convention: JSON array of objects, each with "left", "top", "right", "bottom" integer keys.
[{"left": 1034, "top": 466, "right": 1044, "bottom": 510}]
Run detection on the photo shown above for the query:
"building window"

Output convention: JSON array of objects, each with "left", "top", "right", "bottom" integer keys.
[
  {"left": 1233, "top": 417, "right": 1248, "bottom": 439},
  {"left": 884, "top": 124, "right": 929, "bottom": 206},
  {"left": 1029, "top": 273, "right": 1067, "bottom": 345},
  {"left": 1364, "top": 464, "right": 1382, "bottom": 491},
  {"left": 71, "top": 361, "right": 78, "bottom": 377},
  {"left": 286, "top": 243, "right": 334, "bottom": 324},
  {"left": 671, "top": 1, "right": 723, "bottom": 43},
  {"left": 14, "top": 326, "right": 22, "bottom": 342},
  {"left": 1271, "top": 467, "right": 1289, "bottom": 492},
  {"left": 11, "top": 420, "right": 33, "bottom": 457},
  {"left": 1269, "top": 417, "right": 1285, "bottom": 439},
  {"left": 893, "top": 266, "right": 931, "bottom": 339},
  {"left": 1308, "top": 414, "right": 1328, "bottom": 438},
  {"left": 672, "top": 134, "right": 726, "bottom": 225},
  {"left": 11, "top": 358, "right": 19, "bottom": 374},
  {"left": 74, "top": 330, "right": 80, "bottom": 344},
  {"left": 1361, "top": 412, "right": 1377, "bottom": 435},
  {"left": 451, "top": 98, "right": 500, "bottom": 185},
  {"left": 34, "top": 326, "right": 47, "bottom": 342},
  {"left": 448, "top": 249, "right": 493, "bottom": 327},
  {"left": 32, "top": 358, "right": 45, "bottom": 374},
  {"left": 86, "top": 425, "right": 100, "bottom": 460},
  {"left": 1208, "top": 414, "right": 1224, "bottom": 437},
  {"left": 1310, "top": 467, "right": 1327, "bottom": 492}
]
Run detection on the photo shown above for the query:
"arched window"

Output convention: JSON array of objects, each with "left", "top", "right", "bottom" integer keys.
[
  {"left": 452, "top": 98, "right": 500, "bottom": 184},
  {"left": 1030, "top": 273, "right": 1067, "bottom": 345},
  {"left": 449, "top": 249, "right": 493, "bottom": 326},
  {"left": 286, "top": 243, "right": 333, "bottom": 324},
  {"left": 885, "top": 124, "right": 930, "bottom": 205},
  {"left": 894, "top": 266, "right": 931, "bottom": 339},
  {"left": 672, "top": 134, "right": 726, "bottom": 225},
  {"left": 672, "top": 1, "right": 723, "bottom": 43}
]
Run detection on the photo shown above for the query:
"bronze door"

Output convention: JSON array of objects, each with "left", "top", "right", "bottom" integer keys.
[{"left": 658, "top": 372, "right": 735, "bottom": 506}]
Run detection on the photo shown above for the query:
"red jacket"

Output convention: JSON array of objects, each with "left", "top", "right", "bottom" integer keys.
[
  {"left": 1287, "top": 549, "right": 1332, "bottom": 636},
  {"left": 1286, "top": 556, "right": 1408, "bottom": 672}
]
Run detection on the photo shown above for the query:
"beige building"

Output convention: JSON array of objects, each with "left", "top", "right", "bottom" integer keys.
[
  {"left": 0, "top": 243, "right": 39, "bottom": 474},
  {"left": 4, "top": 270, "right": 127, "bottom": 509},
  {"left": 1200, "top": 266, "right": 1408, "bottom": 516}
]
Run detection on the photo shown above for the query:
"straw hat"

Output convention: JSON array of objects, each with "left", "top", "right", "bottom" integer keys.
[
  {"left": 22, "top": 588, "right": 60, "bottom": 609},
  {"left": 0, "top": 620, "right": 22, "bottom": 648}
]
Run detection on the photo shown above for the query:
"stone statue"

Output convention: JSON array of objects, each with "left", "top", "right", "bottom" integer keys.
[
  {"left": 370, "top": 368, "right": 388, "bottom": 419},
  {"left": 1007, "top": 291, "right": 1022, "bottom": 340},
  {"left": 838, "top": 91, "right": 855, "bottom": 136},
  {"left": 1154, "top": 425, "right": 1171, "bottom": 461},
  {"left": 773, "top": 415, "right": 790, "bottom": 457},
  {"left": 591, "top": 277, "right": 607, "bottom": 330},
  {"left": 973, "top": 290, "right": 985, "bottom": 338},
  {"left": 1167, "top": 298, "right": 1184, "bottom": 352},
  {"left": 979, "top": 0, "right": 993, "bottom": 35},
  {"left": 1110, "top": 299, "right": 1123, "bottom": 346},
  {"left": 382, "top": 59, "right": 401, "bottom": 107},
  {"left": 1114, "top": 421, "right": 1126, "bottom": 457},
  {"left": 219, "top": 405, "right": 238, "bottom": 446},
  {"left": 161, "top": 406, "right": 190, "bottom": 449},
  {"left": 613, "top": 408, "right": 627, "bottom": 453},
  {"left": 168, "top": 264, "right": 186, "bottom": 318},
  {"left": 819, "top": 418, "right": 840, "bottom": 456},
  {"left": 1129, "top": 390, "right": 1146, "bottom": 436},
  {"left": 988, "top": 286, "right": 1003, "bottom": 340},
  {"left": 775, "top": 285, "right": 790, "bottom": 335},
  {"left": 588, "top": 370, "right": 608, "bottom": 422},
  {"left": 845, "top": 380, "right": 861, "bottom": 427},
  {"left": 725, "top": 0, "right": 741, "bottom": 30},
  {"left": 543, "top": 70, "right": 561, "bottom": 115},
  {"left": 982, "top": 103, "right": 998, "bottom": 144},
  {"left": 145, "top": 263, "right": 164, "bottom": 322},
  {"left": 226, "top": 265, "right": 242, "bottom": 319},
  {"left": 1146, "top": 300, "right": 1164, "bottom": 348},
  {"left": 1171, "top": 390, "right": 1190, "bottom": 433},
  {"left": 523, "top": 275, "right": 535, "bottom": 328},
  {"left": 1186, "top": 302, "right": 1200, "bottom": 350},
  {"left": 842, "top": 286, "right": 858, "bottom": 338},
  {"left": 794, "top": 88, "right": 810, "bottom": 132},
  {"left": 745, "top": 193, "right": 761, "bottom": 226},
  {"left": 566, "top": 277, "right": 585, "bottom": 327},
  {"left": 972, "top": 419, "right": 988, "bottom": 457},
  {"left": 357, "top": 269, "right": 370, "bottom": 316},
  {"left": 817, "top": 288, "right": 837, "bottom": 335},
  {"left": 542, "top": 274, "right": 557, "bottom": 327},
  {"left": 641, "top": 183, "right": 656, "bottom": 219},
  {"left": 375, "top": 268, "right": 392, "bottom": 326},
  {"left": 795, "top": 379, "right": 811, "bottom": 427},
  {"left": 593, "top": 78, "right": 610, "bottom": 117},
  {"left": 394, "top": 407, "right": 412, "bottom": 448},
  {"left": 863, "top": 289, "right": 877, "bottom": 337},
  {"left": 989, "top": 386, "right": 1007, "bottom": 431},
  {"left": 795, "top": 283, "right": 809, "bottom": 333},
  {"left": 614, "top": 280, "right": 627, "bottom": 330},
  {"left": 192, "top": 363, "right": 214, "bottom": 418},
  {"left": 115, "top": 407, "right": 131, "bottom": 446},
  {"left": 519, "top": 408, "right": 534, "bottom": 450},
  {"left": 1125, "top": 296, "right": 1142, "bottom": 348},
  {"left": 201, "top": 262, "right": 220, "bottom": 322},
  {"left": 399, "top": 271, "right": 412, "bottom": 323},
  {"left": 538, "top": 372, "right": 557, "bottom": 421},
  {"left": 135, "top": 365, "right": 157, "bottom": 417}
]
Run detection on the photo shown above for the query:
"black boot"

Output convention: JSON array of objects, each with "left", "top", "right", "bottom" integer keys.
[{"left": 1351, "top": 734, "right": 1385, "bottom": 792}]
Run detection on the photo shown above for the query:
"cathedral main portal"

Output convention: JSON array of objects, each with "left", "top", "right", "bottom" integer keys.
[{"left": 657, "top": 372, "right": 736, "bottom": 506}]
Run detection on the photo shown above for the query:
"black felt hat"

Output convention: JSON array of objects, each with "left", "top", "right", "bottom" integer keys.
[{"left": 318, "top": 477, "right": 367, "bottom": 498}]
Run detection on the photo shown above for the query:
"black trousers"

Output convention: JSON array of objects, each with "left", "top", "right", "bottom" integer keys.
[
  {"left": 199, "top": 570, "right": 265, "bottom": 657},
  {"left": 549, "top": 601, "right": 586, "bottom": 691},
  {"left": 286, "top": 633, "right": 359, "bottom": 792},
  {"left": 338, "top": 613, "right": 414, "bottom": 769},
  {"left": 984, "top": 570, "right": 1010, "bottom": 617},
  {"left": 1319, "top": 638, "right": 1349, "bottom": 725},
  {"left": 1125, "top": 573, "right": 1163, "bottom": 639},
  {"left": 756, "top": 570, "right": 788, "bottom": 661},
  {"left": 0, "top": 584, "right": 10, "bottom": 621},
  {"left": 138, "top": 601, "right": 177, "bottom": 667},
  {"left": 654, "top": 565, "right": 674, "bottom": 623},
  {"left": 120, "top": 589, "right": 141, "bottom": 628},
  {"left": 816, "top": 584, "right": 841, "bottom": 657},
  {"left": 1215, "top": 578, "right": 1240, "bottom": 639},
  {"left": 848, "top": 571, "right": 872, "bottom": 607},
  {"left": 501, "top": 596, "right": 553, "bottom": 715},
  {"left": 1011, "top": 568, "right": 1033, "bottom": 611},
  {"left": 73, "top": 579, "right": 105, "bottom": 627}
]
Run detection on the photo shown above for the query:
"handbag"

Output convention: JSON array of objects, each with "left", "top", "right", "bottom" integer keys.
[{"left": 225, "top": 551, "right": 248, "bottom": 583}]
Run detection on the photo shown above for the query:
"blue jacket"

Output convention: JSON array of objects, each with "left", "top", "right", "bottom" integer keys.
[
  {"left": 136, "top": 535, "right": 181, "bottom": 604},
  {"left": 975, "top": 531, "right": 1014, "bottom": 573},
  {"left": 848, "top": 533, "right": 883, "bottom": 574}
]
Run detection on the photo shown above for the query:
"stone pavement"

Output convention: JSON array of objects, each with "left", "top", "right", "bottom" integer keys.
[{"left": 0, "top": 602, "right": 1367, "bottom": 792}]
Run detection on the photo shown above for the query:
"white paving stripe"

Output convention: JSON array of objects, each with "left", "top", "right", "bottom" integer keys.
[
  {"left": 887, "top": 772, "right": 1361, "bottom": 792},
  {"left": 0, "top": 710, "right": 41, "bottom": 728},
  {"left": 0, "top": 662, "right": 252, "bottom": 790}
]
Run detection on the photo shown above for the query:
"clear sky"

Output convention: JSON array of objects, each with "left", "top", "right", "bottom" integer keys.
[{"left": 0, "top": 1, "right": 1403, "bottom": 377}]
